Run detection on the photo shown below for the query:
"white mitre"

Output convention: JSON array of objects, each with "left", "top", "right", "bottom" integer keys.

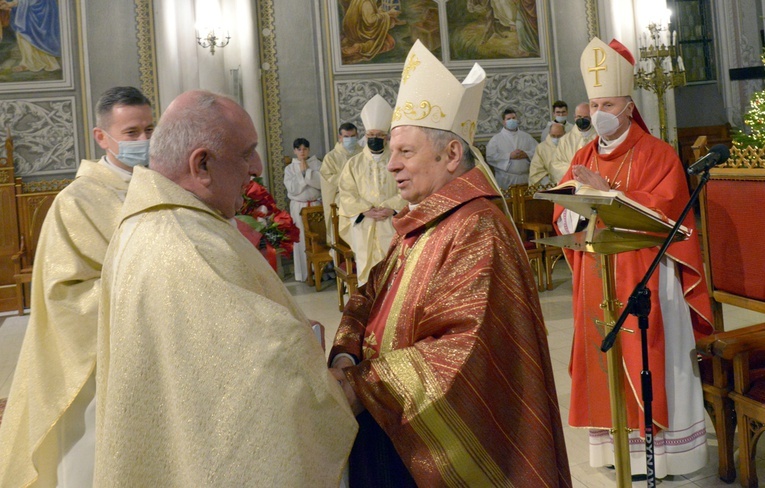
[
  {"left": 391, "top": 40, "right": 486, "bottom": 144},
  {"left": 360, "top": 94, "right": 393, "bottom": 132},
  {"left": 579, "top": 36, "right": 634, "bottom": 99}
]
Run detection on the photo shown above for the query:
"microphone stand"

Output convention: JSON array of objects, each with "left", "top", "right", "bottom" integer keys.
[{"left": 600, "top": 168, "right": 712, "bottom": 488}]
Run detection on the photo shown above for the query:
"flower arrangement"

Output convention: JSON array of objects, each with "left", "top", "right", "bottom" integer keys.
[{"left": 236, "top": 178, "right": 300, "bottom": 261}]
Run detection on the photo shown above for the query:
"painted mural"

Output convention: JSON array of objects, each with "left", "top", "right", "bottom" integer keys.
[
  {"left": 448, "top": 0, "right": 540, "bottom": 60},
  {"left": 0, "top": 0, "right": 63, "bottom": 84},
  {"left": 337, "top": 0, "right": 441, "bottom": 65}
]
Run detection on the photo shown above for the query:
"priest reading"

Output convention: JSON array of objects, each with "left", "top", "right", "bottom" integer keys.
[
  {"left": 329, "top": 40, "right": 571, "bottom": 487},
  {"left": 554, "top": 38, "right": 713, "bottom": 478}
]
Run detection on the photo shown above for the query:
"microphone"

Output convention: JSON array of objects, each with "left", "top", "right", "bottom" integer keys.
[{"left": 687, "top": 144, "right": 730, "bottom": 175}]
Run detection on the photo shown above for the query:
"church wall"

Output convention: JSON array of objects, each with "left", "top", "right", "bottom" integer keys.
[
  {"left": 548, "top": 0, "right": 590, "bottom": 110},
  {"left": 0, "top": 0, "right": 157, "bottom": 181},
  {"left": 273, "top": 0, "right": 326, "bottom": 160}
]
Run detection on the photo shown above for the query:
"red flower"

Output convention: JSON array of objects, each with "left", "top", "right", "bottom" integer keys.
[
  {"left": 273, "top": 209, "right": 294, "bottom": 229},
  {"left": 244, "top": 180, "right": 276, "bottom": 209},
  {"left": 235, "top": 180, "right": 300, "bottom": 260}
]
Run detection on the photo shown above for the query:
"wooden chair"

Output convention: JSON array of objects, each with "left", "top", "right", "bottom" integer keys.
[
  {"left": 330, "top": 203, "right": 358, "bottom": 311},
  {"left": 501, "top": 186, "right": 546, "bottom": 291},
  {"left": 694, "top": 156, "right": 765, "bottom": 485},
  {"left": 299, "top": 204, "right": 333, "bottom": 292},
  {"left": 12, "top": 178, "right": 70, "bottom": 314},
  {"left": 0, "top": 128, "right": 20, "bottom": 312},
  {"left": 514, "top": 183, "right": 564, "bottom": 290}
]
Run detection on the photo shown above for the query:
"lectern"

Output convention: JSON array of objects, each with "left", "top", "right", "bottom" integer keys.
[{"left": 534, "top": 191, "right": 688, "bottom": 488}]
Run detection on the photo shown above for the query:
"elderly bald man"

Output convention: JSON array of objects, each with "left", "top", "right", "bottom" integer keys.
[{"left": 95, "top": 90, "right": 357, "bottom": 487}]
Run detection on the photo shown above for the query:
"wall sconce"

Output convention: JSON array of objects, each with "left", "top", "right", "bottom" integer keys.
[{"left": 196, "top": 27, "right": 230, "bottom": 55}]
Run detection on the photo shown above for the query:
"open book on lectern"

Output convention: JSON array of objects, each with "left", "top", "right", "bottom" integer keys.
[{"left": 535, "top": 180, "right": 691, "bottom": 238}]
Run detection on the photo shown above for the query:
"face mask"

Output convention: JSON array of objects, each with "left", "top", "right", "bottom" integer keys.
[
  {"left": 591, "top": 103, "right": 630, "bottom": 138},
  {"left": 554, "top": 115, "right": 567, "bottom": 124},
  {"left": 367, "top": 137, "right": 385, "bottom": 153},
  {"left": 342, "top": 136, "right": 358, "bottom": 151},
  {"left": 504, "top": 119, "right": 519, "bottom": 131},
  {"left": 104, "top": 131, "right": 150, "bottom": 167},
  {"left": 550, "top": 137, "right": 560, "bottom": 146},
  {"left": 575, "top": 117, "right": 591, "bottom": 131}
]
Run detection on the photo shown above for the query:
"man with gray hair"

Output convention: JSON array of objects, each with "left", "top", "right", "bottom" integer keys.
[
  {"left": 329, "top": 41, "right": 569, "bottom": 487},
  {"left": 0, "top": 86, "right": 153, "bottom": 488},
  {"left": 95, "top": 90, "right": 357, "bottom": 486}
]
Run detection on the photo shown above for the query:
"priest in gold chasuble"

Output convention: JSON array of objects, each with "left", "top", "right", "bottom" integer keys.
[
  {"left": 95, "top": 91, "right": 357, "bottom": 487},
  {"left": 329, "top": 41, "right": 571, "bottom": 487},
  {"left": 0, "top": 87, "right": 154, "bottom": 488}
]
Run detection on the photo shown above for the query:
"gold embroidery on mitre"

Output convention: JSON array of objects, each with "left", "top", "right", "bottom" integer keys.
[
  {"left": 589, "top": 47, "right": 607, "bottom": 87},
  {"left": 401, "top": 53, "right": 421, "bottom": 84},
  {"left": 392, "top": 106, "right": 403, "bottom": 122},
  {"left": 397, "top": 100, "right": 446, "bottom": 122},
  {"left": 460, "top": 120, "right": 476, "bottom": 142}
]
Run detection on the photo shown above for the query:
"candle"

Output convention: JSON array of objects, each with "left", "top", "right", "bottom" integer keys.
[
  {"left": 677, "top": 56, "right": 685, "bottom": 72},
  {"left": 672, "top": 30, "right": 677, "bottom": 46}
]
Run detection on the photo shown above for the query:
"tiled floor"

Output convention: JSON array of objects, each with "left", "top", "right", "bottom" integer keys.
[{"left": 3, "top": 265, "right": 765, "bottom": 486}]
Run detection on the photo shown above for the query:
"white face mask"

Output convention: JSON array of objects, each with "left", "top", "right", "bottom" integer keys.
[
  {"left": 554, "top": 115, "right": 567, "bottom": 124},
  {"left": 342, "top": 136, "right": 358, "bottom": 151},
  {"left": 591, "top": 103, "right": 631, "bottom": 138},
  {"left": 104, "top": 131, "right": 150, "bottom": 167},
  {"left": 550, "top": 137, "right": 560, "bottom": 146}
]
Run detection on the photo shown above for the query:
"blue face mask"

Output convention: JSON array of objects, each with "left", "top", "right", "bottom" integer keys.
[
  {"left": 104, "top": 131, "right": 150, "bottom": 167},
  {"left": 505, "top": 119, "right": 519, "bottom": 131},
  {"left": 342, "top": 136, "right": 358, "bottom": 151}
]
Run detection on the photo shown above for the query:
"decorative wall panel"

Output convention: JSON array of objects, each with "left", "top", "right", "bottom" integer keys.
[
  {"left": 334, "top": 70, "right": 550, "bottom": 140},
  {"left": 0, "top": 97, "right": 79, "bottom": 176}
]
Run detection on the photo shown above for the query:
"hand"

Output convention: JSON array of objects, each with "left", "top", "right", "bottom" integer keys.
[
  {"left": 300, "top": 160, "right": 308, "bottom": 173},
  {"left": 374, "top": 208, "right": 394, "bottom": 220},
  {"left": 572, "top": 164, "right": 610, "bottom": 191},
  {"left": 509, "top": 149, "right": 527, "bottom": 160},
  {"left": 330, "top": 367, "right": 365, "bottom": 415}
]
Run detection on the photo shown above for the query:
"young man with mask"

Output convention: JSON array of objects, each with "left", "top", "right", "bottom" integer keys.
[
  {"left": 486, "top": 107, "right": 538, "bottom": 188},
  {"left": 320, "top": 122, "right": 362, "bottom": 244},
  {"left": 540, "top": 99, "right": 573, "bottom": 141},
  {"left": 553, "top": 38, "right": 713, "bottom": 479},
  {"left": 337, "top": 95, "right": 407, "bottom": 285},
  {"left": 529, "top": 121, "right": 566, "bottom": 185},
  {"left": 552, "top": 101, "right": 597, "bottom": 174},
  {"left": 0, "top": 86, "right": 154, "bottom": 487}
]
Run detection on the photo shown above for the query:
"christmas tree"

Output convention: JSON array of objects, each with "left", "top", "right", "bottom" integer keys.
[{"left": 733, "top": 50, "right": 765, "bottom": 148}]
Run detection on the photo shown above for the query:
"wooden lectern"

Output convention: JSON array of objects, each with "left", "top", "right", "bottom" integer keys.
[{"left": 534, "top": 191, "right": 688, "bottom": 488}]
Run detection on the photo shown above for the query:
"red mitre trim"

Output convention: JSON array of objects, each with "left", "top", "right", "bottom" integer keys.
[
  {"left": 608, "top": 38, "right": 635, "bottom": 65},
  {"left": 609, "top": 38, "right": 650, "bottom": 133}
]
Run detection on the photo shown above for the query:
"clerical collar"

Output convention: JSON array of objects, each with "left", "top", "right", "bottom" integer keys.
[
  {"left": 598, "top": 122, "right": 631, "bottom": 155},
  {"left": 408, "top": 202, "right": 420, "bottom": 211},
  {"left": 101, "top": 155, "right": 133, "bottom": 182},
  {"left": 371, "top": 152, "right": 384, "bottom": 162}
]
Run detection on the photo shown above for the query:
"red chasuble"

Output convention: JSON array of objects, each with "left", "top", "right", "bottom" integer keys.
[
  {"left": 330, "top": 168, "right": 571, "bottom": 487},
  {"left": 552, "top": 123, "right": 713, "bottom": 436}
]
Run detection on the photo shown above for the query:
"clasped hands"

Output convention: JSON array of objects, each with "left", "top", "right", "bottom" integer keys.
[
  {"left": 330, "top": 356, "right": 365, "bottom": 416},
  {"left": 363, "top": 207, "right": 394, "bottom": 221},
  {"left": 509, "top": 149, "right": 527, "bottom": 160}
]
